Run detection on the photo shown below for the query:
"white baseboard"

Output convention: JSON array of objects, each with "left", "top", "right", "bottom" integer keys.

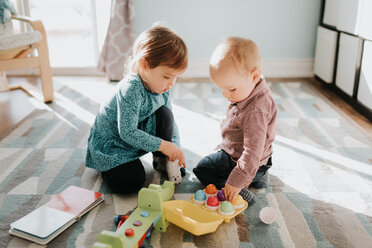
[
  {"left": 262, "top": 58, "right": 314, "bottom": 78},
  {"left": 6, "top": 58, "right": 314, "bottom": 78},
  {"left": 183, "top": 58, "right": 314, "bottom": 78}
]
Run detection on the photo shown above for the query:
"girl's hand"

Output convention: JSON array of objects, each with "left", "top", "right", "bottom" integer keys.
[
  {"left": 159, "top": 140, "right": 178, "bottom": 161},
  {"left": 223, "top": 183, "right": 241, "bottom": 202},
  {"left": 177, "top": 149, "right": 186, "bottom": 168},
  {"left": 159, "top": 140, "right": 186, "bottom": 167}
]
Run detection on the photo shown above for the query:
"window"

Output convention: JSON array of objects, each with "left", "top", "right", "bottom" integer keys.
[{"left": 11, "top": 0, "right": 110, "bottom": 73}]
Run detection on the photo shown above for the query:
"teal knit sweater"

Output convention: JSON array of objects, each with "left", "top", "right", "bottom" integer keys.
[{"left": 86, "top": 73, "right": 180, "bottom": 171}]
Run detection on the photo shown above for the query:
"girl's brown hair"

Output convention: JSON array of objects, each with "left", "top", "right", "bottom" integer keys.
[{"left": 126, "top": 23, "right": 188, "bottom": 74}]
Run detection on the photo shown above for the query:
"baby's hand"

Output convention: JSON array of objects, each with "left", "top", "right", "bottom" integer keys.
[{"left": 223, "top": 183, "right": 240, "bottom": 202}]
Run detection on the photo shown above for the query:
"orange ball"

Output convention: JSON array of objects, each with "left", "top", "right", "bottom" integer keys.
[{"left": 205, "top": 184, "right": 217, "bottom": 194}]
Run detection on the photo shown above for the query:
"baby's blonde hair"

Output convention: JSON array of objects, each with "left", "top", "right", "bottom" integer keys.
[
  {"left": 125, "top": 23, "right": 188, "bottom": 74},
  {"left": 209, "top": 37, "right": 261, "bottom": 75}
]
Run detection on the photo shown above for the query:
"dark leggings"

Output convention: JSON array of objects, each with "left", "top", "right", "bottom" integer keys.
[{"left": 101, "top": 106, "right": 174, "bottom": 194}]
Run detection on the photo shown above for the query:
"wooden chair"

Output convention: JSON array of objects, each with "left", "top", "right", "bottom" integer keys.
[{"left": 0, "top": 15, "right": 54, "bottom": 103}]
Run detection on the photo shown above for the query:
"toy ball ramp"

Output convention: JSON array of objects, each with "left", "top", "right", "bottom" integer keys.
[
  {"left": 93, "top": 181, "right": 175, "bottom": 248},
  {"left": 163, "top": 200, "right": 224, "bottom": 236}
]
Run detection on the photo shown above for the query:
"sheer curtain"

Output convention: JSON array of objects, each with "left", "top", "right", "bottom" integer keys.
[{"left": 98, "top": 0, "right": 135, "bottom": 81}]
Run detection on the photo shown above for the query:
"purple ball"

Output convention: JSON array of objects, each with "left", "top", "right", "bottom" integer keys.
[{"left": 217, "top": 190, "right": 225, "bottom": 201}]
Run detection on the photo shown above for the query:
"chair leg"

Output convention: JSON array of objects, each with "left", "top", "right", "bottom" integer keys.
[
  {"left": 0, "top": 71, "right": 9, "bottom": 92},
  {"left": 37, "top": 38, "right": 54, "bottom": 103}
]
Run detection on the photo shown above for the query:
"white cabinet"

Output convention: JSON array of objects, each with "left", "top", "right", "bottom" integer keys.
[
  {"left": 335, "top": 0, "right": 372, "bottom": 39},
  {"left": 359, "top": 1, "right": 372, "bottom": 40},
  {"left": 317, "top": 0, "right": 372, "bottom": 118},
  {"left": 314, "top": 26, "right": 338, "bottom": 83},
  {"left": 323, "top": 0, "right": 340, "bottom": 27},
  {"left": 335, "top": 33, "right": 362, "bottom": 96},
  {"left": 337, "top": 0, "right": 363, "bottom": 35},
  {"left": 357, "top": 40, "right": 372, "bottom": 109}
]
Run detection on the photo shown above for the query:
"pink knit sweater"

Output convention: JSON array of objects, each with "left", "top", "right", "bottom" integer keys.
[{"left": 219, "top": 79, "right": 277, "bottom": 189}]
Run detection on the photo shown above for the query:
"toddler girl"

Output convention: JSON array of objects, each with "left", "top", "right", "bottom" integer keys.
[{"left": 86, "top": 23, "right": 187, "bottom": 193}]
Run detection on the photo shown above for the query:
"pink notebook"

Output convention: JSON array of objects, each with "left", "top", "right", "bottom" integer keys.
[{"left": 9, "top": 186, "right": 104, "bottom": 245}]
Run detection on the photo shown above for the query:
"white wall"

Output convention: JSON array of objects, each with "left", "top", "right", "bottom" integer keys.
[{"left": 134, "top": 0, "right": 322, "bottom": 77}]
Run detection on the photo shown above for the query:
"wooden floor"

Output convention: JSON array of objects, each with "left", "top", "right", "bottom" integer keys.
[
  {"left": 0, "top": 77, "right": 42, "bottom": 139},
  {"left": 1, "top": 76, "right": 371, "bottom": 140}
]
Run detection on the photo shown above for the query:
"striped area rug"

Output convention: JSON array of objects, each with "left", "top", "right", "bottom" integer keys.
[{"left": 0, "top": 78, "right": 371, "bottom": 248}]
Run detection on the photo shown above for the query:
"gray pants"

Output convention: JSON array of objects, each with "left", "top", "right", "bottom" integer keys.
[{"left": 193, "top": 150, "right": 272, "bottom": 189}]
